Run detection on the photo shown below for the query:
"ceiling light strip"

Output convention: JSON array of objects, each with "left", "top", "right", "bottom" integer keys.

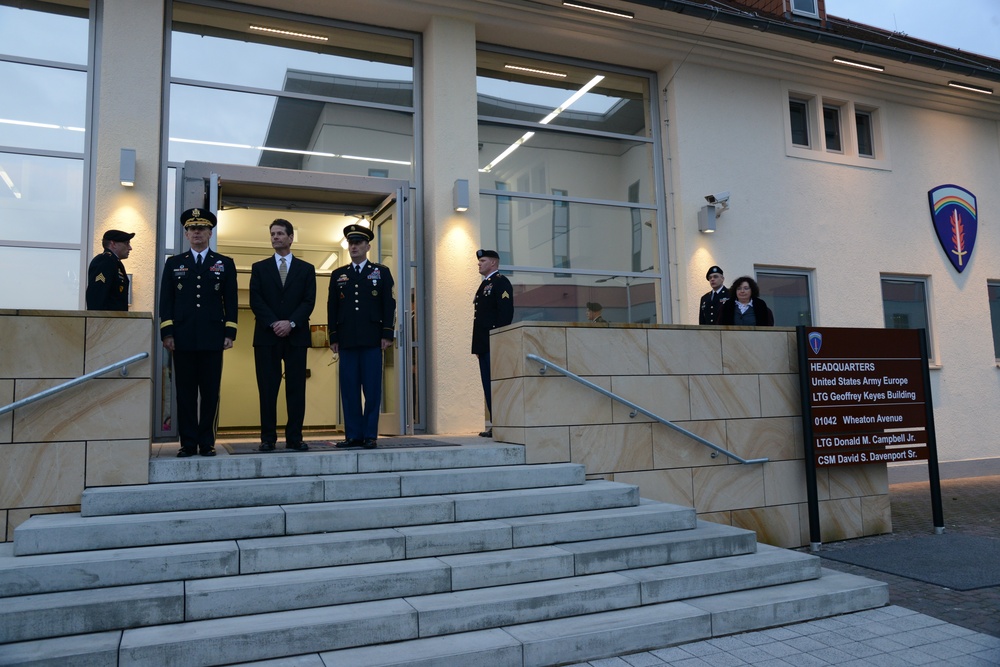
[
  {"left": 947, "top": 81, "right": 993, "bottom": 95},
  {"left": 832, "top": 57, "right": 884, "bottom": 72},
  {"left": 562, "top": 1, "right": 634, "bottom": 19},
  {"left": 248, "top": 24, "right": 328, "bottom": 41},
  {"left": 504, "top": 64, "right": 567, "bottom": 78}
]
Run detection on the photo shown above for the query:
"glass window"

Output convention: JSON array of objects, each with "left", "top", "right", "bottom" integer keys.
[
  {"left": 881, "top": 277, "right": 932, "bottom": 354},
  {"left": 756, "top": 270, "right": 812, "bottom": 326},
  {"left": 0, "top": 246, "right": 80, "bottom": 309},
  {"left": 988, "top": 283, "right": 1000, "bottom": 358},
  {"left": 0, "top": 61, "right": 87, "bottom": 153},
  {"left": 480, "top": 194, "right": 656, "bottom": 274},
  {"left": 0, "top": 152, "right": 84, "bottom": 244},
  {"left": 169, "top": 3, "right": 415, "bottom": 179},
  {"left": 509, "top": 269, "right": 657, "bottom": 325},
  {"left": 0, "top": 1, "right": 89, "bottom": 65},
  {"left": 855, "top": 110, "right": 874, "bottom": 157},
  {"left": 791, "top": 0, "right": 819, "bottom": 17},
  {"left": 789, "top": 99, "right": 809, "bottom": 147},
  {"left": 823, "top": 105, "right": 842, "bottom": 152},
  {"left": 552, "top": 189, "right": 570, "bottom": 275}
]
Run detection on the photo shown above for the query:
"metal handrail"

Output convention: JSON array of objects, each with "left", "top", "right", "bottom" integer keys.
[
  {"left": 526, "top": 353, "right": 768, "bottom": 465},
  {"left": 0, "top": 352, "right": 149, "bottom": 417}
]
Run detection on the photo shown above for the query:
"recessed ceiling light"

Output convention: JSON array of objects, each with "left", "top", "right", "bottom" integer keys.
[
  {"left": 832, "top": 57, "right": 884, "bottom": 72},
  {"left": 249, "top": 24, "right": 328, "bottom": 41},
  {"left": 562, "top": 1, "right": 634, "bottom": 20},
  {"left": 948, "top": 81, "right": 993, "bottom": 95}
]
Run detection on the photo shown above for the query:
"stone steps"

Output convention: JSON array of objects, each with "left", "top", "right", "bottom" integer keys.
[
  {"left": 0, "top": 443, "right": 889, "bottom": 666},
  {"left": 82, "top": 463, "right": 587, "bottom": 516}
]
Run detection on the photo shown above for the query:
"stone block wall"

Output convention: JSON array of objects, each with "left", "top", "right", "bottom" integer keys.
[
  {"left": 0, "top": 310, "right": 153, "bottom": 541},
  {"left": 490, "top": 322, "right": 891, "bottom": 548}
]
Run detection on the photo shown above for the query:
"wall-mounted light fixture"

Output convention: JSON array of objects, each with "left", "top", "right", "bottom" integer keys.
[
  {"left": 562, "top": 1, "right": 634, "bottom": 19},
  {"left": 948, "top": 81, "right": 993, "bottom": 95},
  {"left": 699, "top": 191, "right": 730, "bottom": 233},
  {"left": 453, "top": 179, "right": 470, "bottom": 212},
  {"left": 119, "top": 148, "right": 136, "bottom": 187},
  {"left": 832, "top": 57, "right": 884, "bottom": 72}
]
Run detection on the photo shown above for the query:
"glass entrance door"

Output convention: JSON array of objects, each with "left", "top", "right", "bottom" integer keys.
[{"left": 156, "top": 162, "right": 417, "bottom": 441}]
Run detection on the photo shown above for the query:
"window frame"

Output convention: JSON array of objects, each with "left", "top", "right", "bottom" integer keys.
[
  {"left": 783, "top": 84, "right": 890, "bottom": 170},
  {"left": 755, "top": 267, "right": 815, "bottom": 327},
  {"left": 987, "top": 281, "right": 1000, "bottom": 362},
  {"left": 881, "top": 274, "right": 937, "bottom": 364},
  {"left": 789, "top": 0, "right": 819, "bottom": 19}
]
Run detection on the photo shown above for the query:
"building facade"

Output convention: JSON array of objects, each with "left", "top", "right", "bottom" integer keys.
[{"left": 2, "top": 0, "right": 999, "bottom": 464}]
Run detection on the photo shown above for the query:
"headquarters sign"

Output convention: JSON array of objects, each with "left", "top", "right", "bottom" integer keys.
[{"left": 801, "top": 327, "right": 929, "bottom": 467}]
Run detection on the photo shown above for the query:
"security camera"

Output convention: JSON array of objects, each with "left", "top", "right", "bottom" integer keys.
[{"left": 705, "top": 191, "right": 730, "bottom": 205}]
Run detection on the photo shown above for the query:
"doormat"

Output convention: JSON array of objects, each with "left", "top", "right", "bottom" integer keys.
[
  {"left": 820, "top": 533, "right": 1000, "bottom": 591},
  {"left": 224, "top": 438, "right": 459, "bottom": 455}
]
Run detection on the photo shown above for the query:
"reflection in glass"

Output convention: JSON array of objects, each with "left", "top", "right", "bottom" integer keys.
[
  {"left": 506, "top": 270, "right": 658, "bottom": 325},
  {"left": 477, "top": 123, "right": 653, "bottom": 203},
  {"left": 0, "top": 62, "right": 87, "bottom": 153},
  {"left": 988, "top": 283, "right": 1000, "bottom": 358},
  {"left": 480, "top": 194, "right": 655, "bottom": 274},
  {"left": 0, "top": 246, "right": 79, "bottom": 309},
  {"left": 172, "top": 3, "right": 412, "bottom": 99},
  {"left": 0, "top": 2, "right": 89, "bottom": 65},
  {"left": 0, "top": 153, "right": 84, "bottom": 244},
  {"left": 757, "top": 272, "right": 812, "bottom": 326},
  {"left": 168, "top": 84, "right": 414, "bottom": 179},
  {"left": 881, "top": 278, "right": 929, "bottom": 331}
]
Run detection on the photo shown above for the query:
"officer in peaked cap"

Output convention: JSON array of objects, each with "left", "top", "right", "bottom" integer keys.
[
  {"left": 328, "top": 222, "right": 395, "bottom": 449},
  {"left": 586, "top": 301, "right": 608, "bottom": 323},
  {"left": 86, "top": 229, "right": 135, "bottom": 311},
  {"left": 699, "top": 265, "right": 728, "bottom": 325},
  {"left": 159, "top": 208, "right": 238, "bottom": 458},
  {"left": 472, "top": 248, "right": 514, "bottom": 438}
]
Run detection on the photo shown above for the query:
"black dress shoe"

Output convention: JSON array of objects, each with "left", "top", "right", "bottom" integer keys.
[
  {"left": 177, "top": 448, "right": 197, "bottom": 458},
  {"left": 478, "top": 429, "right": 493, "bottom": 438},
  {"left": 335, "top": 440, "right": 361, "bottom": 449},
  {"left": 362, "top": 438, "right": 378, "bottom": 449},
  {"left": 257, "top": 442, "right": 276, "bottom": 452},
  {"left": 286, "top": 442, "right": 309, "bottom": 452},
  {"left": 200, "top": 447, "right": 216, "bottom": 457}
]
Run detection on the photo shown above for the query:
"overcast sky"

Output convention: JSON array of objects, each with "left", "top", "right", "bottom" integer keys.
[{"left": 824, "top": 0, "right": 1000, "bottom": 60}]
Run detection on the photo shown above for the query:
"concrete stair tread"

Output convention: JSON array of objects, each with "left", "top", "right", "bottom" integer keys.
[
  {"left": 82, "top": 463, "right": 587, "bottom": 517},
  {"left": 147, "top": 444, "right": 526, "bottom": 483}
]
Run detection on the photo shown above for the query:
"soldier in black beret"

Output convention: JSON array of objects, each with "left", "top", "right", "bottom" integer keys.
[
  {"left": 586, "top": 302, "right": 608, "bottom": 323},
  {"left": 472, "top": 249, "right": 514, "bottom": 438},
  {"left": 328, "top": 223, "right": 395, "bottom": 449},
  {"left": 699, "top": 265, "right": 728, "bottom": 325},
  {"left": 159, "top": 208, "right": 238, "bottom": 457},
  {"left": 86, "top": 229, "right": 134, "bottom": 311}
]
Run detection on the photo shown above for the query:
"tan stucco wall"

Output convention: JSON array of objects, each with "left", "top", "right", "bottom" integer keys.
[
  {"left": 490, "top": 322, "right": 892, "bottom": 548},
  {"left": 0, "top": 311, "right": 153, "bottom": 541}
]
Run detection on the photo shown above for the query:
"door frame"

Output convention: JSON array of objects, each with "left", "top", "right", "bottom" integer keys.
[{"left": 156, "top": 161, "right": 418, "bottom": 439}]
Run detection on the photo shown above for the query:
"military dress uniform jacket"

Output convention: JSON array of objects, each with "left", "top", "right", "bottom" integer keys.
[
  {"left": 327, "top": 262, "right": 395, "bottom": 349},
  {"left": 86, "top": 250, "right": 129, "bottom": 311},
  {"left": 249, "top": 256, "right": 317, "bottom": 347},
  {"left": 159, "top": 250, "right": 238, "bottom": 350},
  {"left": 699, "top": 286, "right": 729, "bottom": 325},
  {"left": 472, "top": 271, "right": 514, "bottom": 355}
]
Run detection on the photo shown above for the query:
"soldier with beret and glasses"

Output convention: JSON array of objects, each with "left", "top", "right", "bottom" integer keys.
[
  {"left": 699, "top": 265, "right": 728, "bottom": 325},
  {"left": 86, "top": 229, "right": 134, "bottom": 311},
  {"left": 159, "top": 208, "right": 238, "bottom": 458},
  {"left": 328, "top": 224, "right": 395, "bottom": 450},
  {"left": 472, "top": 249, "right": 514, "bottom": 438}
]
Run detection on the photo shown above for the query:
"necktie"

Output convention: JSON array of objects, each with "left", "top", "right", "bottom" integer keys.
[
  {"left": 279, "top": 257, "right": 288, "bottom": 285},
  {"left": 355, "top": 264, "right": 361, "bottom": 275},
  {"left": 195, "top": 253, "right": 202, "bottom": 267}
]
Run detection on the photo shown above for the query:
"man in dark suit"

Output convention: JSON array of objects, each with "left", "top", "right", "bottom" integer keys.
[
  {"left": 159, "top": 209, "right": 238, "bottom": 458},
  {"left": 327, "top": 224, "right": 395, "bottom": 449},
  {"left": 699, "top": 265, "right": 728, "bottom": 325},
  {"left": 250, "top": 219, "right": 316, "bottom": 452},
  {"left": 472, "top": 249, "right": 514, "bottom": 438},
  {"left": 86, "top": 229, "right": 133, "bottom": 311}
]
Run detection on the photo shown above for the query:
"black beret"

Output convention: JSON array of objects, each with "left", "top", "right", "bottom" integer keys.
[
  {"left": 343, "top": 224, "right": 374, "bottom": 242},
  {"left": 477, "top": 249, "right": 500, "bottom": 259},
  {"left": 102, "top": 229, "right": 135, "bottom": 243},
  {"left": 586, "top": 302, "right": 603, "bottom": 311},
  {"left": 181, "top": 208, "right": 216, "bottom": 228},
  {"left": 706, "top": 266, "right": 724, "bottom": 279}
]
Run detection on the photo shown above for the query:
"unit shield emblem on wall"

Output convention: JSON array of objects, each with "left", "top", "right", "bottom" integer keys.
[{"left": 928, "top": 185, "right": 978, "bottom": 273}]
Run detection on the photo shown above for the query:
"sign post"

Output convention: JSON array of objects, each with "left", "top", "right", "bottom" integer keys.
[{"left": 797, "top": 326, "right": 944, "bottom": 551}]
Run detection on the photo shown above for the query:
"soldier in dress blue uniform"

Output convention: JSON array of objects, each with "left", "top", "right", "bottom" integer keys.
[
  {"left": 472, "top": 249, "right": 514, "bottom": 438},
  {"left": 699, "top": 265, "right": 728, "bottom": 325},
  {"left": 86, "top": 229, "right": 133, "bottom": 311},
  {"left": 327, "top": 224, "right": 395, "bottom": 449},
  {"left": 159, "top": 209, "right": 238, "bottom": 457}
]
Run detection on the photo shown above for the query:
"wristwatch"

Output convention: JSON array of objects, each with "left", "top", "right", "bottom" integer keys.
[{"left": 290, "top": 321, "right": 296, "bottom": 329}]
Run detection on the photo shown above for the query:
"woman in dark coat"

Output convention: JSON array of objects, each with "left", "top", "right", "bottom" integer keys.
[{"left": 716, "top": 276, "right": 774, "bottom": 326}]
